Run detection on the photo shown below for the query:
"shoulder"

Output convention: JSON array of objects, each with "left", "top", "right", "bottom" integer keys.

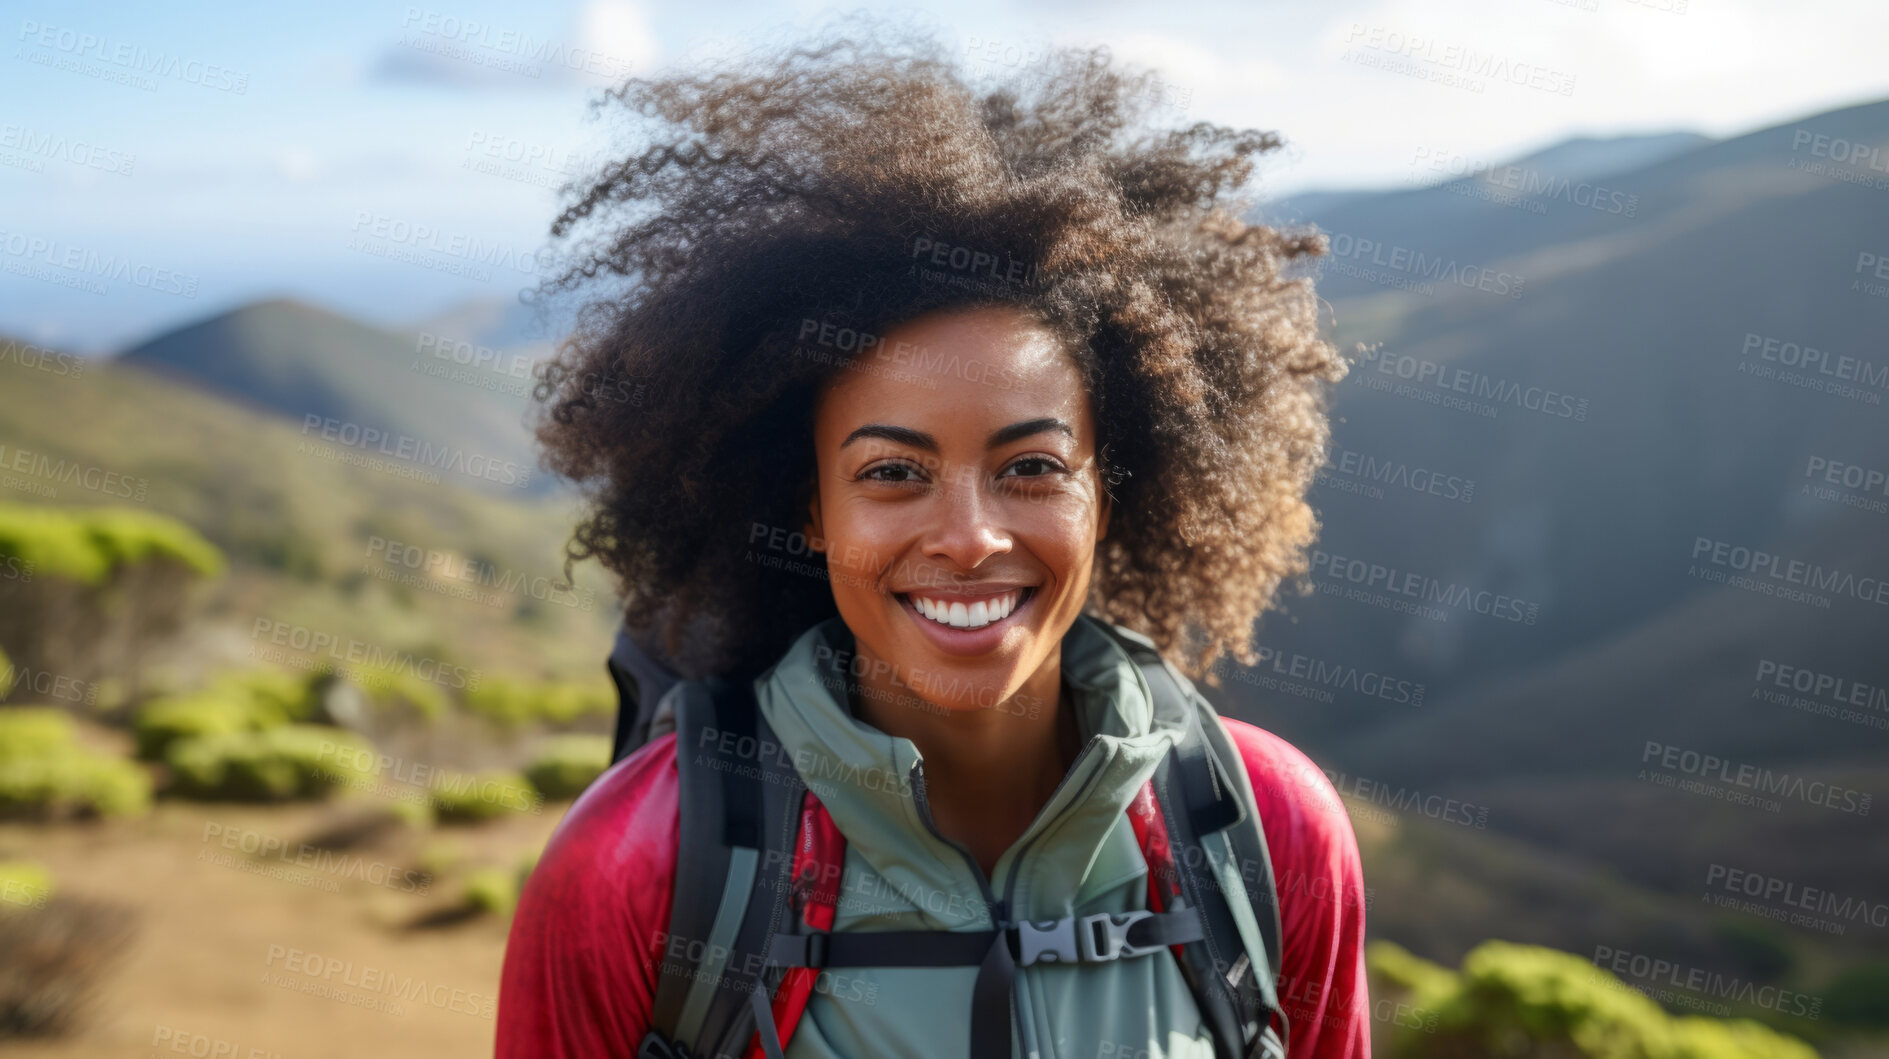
[
  {"left": 1214, "top": 717, "right": 1363, "bottom": 899},
  {"left": 531, "top": 731, "right": 681, "bottom": 900},
  {"left": 498, "top": 735, "right": 679, "bottom": 1056}
]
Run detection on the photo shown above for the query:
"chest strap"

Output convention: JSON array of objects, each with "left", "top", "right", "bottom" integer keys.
[
  {"left": 751, "top": 906, "right": 1205, "bottom": 1058},
  {"left": 766, "top": 905, "right": 1205, "bottom": 970}
]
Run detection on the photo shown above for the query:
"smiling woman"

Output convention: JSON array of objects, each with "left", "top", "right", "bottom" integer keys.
[{"left": 500, "top": 17, "right": 1366, "bottom": 1059}]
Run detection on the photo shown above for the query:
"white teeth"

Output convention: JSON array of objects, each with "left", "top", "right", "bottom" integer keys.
[{"left": 907, "top": 589, "right": 1025, "bottom": 630}]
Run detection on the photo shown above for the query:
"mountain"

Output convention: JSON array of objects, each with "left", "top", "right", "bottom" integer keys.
[
  {"left": 1497, "top": 130, "right": 1712, "bottom": 184},
  {"left": 0, "top": 335, "right": 617, "bottom": 680},
  {"left": 414, "top": 295, "right": 570, "bottom": 356},
  {"left": 1219, "top": 99, "right": 1889, "bottom": 791},
  {"left": 116, "top": 298, "right": 549, "bottom": 497}
]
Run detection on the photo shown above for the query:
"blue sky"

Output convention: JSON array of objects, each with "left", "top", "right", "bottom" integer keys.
[{"left": 4, "top": 0, "right": 1886, "bottom": 352}]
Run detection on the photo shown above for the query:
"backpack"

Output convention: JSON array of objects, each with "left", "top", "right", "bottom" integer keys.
[{"left": 607, "top": 621, "right": 1289, "bottom": 1059}]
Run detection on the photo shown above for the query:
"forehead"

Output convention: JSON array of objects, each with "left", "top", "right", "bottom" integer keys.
[{"left": 814, "top": 305, "right": 1089, "bottom": 433}]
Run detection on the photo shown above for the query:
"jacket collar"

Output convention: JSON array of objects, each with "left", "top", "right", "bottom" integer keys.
[{"left": 754, "top": 613, "right": 1184, "bottom": 925}]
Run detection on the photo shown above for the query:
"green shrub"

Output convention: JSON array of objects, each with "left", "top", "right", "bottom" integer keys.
[
  {"left": 134, "top": 668, "right": 321, "bottom": 759},
  {"left": 1823, "top": 961, "right": 1889, "bottom": 1028},
  {"left": 460, "top": 866, "right": 518, "bottom": 917},
  {"left": 524, "top": 734, "right": 612, "bottom": 800},
  {"left": 0, "top": 503, "right": 223, "bottom": 586},
  {"left": 0, "top": 859, "right": 54, "bottom": 911},
  {"left": 1714, "top": 920, "right": 1794, "bottom": 983},
  {"left": 458, "top": 846, "right": 546, "bottom": 920},
  {"left": 1369, "top": 939, "right": 1819, "bottom": 1059},
  {"left": 0, "top": 707, "right": 151, "bottom": 819},
  {"left": 164, "top": 725, "right": 376, "bottom": 802},
  {"left": 430, "top": 769, "right": 541, "bottom": 823},
  {"left": 349, "top": 663, "right": 450, "bottom": 721},
  {"left": 463, "top": 678, "right": 612, "bottom": 728}
]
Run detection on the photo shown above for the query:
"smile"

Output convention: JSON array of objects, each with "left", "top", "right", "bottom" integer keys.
[{"left": 904, "top": 587, "right": 1030, "bottom": 629}]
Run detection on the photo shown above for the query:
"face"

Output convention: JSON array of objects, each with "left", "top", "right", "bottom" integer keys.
[{"left": 805, "top": 303, "right": 1111, "bottom": 714}]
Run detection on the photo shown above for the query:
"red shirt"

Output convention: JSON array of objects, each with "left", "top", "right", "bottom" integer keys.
[{"left": 497, "top": 717, "right": 1371, "bottom": 1058}]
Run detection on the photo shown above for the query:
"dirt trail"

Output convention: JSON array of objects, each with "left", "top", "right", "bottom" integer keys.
[{"left": 3, "top": 800, "right": 564, "bottom": 1059}]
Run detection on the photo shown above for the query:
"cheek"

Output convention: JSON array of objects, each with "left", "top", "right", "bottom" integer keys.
[{"left": 1021, "top": 499, "right": 1102, "bottom": 580}]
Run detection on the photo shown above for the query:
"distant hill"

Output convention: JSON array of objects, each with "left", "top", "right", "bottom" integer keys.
[
  {"left": 1220, "top": 99, "right": 1889, "bottom": 794},
  {"left": 414, "top": 295, "right": 570, "bottom": 355},
  {"left": 116, "top": 298, "right": 549, "bottom": 497},
  {"left": 0, "top": 337, "right": 616, "bottom": 681}
]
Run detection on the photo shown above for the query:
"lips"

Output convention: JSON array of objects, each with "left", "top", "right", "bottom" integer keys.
[
  {"left": 903, "top": 587, "right": 1030, "bottom": 630},
  {"left": 892, "top": 585, "right": 1039, "bottom": 656}
]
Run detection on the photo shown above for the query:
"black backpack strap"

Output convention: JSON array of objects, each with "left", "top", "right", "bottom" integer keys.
[
  {"left": 1095, "top": 622, "right": 1288, "bottom": 1059},
  {"left": 642, "top": 675, "right": 805, "bottom": 1059},
  {"left": 608, "top": 624, "right": 683, "bottom": 764}
]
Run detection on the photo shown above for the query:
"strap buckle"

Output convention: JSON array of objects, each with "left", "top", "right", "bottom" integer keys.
[
  {"left": 1015, "top": 917, "right": 1079, "bottom": 966},
  {"left": 1078, "top": 909, "right": 1163, "bottom": 962},
  {"left": 1015, "top": 909, "right": 1161, "bottom": 966}
]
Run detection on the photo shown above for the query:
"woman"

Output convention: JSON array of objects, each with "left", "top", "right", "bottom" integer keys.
[{"left": 500, "top": 23, "right": 1367, "bottom": 1059}]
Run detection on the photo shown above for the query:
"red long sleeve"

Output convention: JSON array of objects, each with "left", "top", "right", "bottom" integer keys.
[
  {"left": 496, "top": 734, "right": 680, "bottom": 1059},
  {"left": 496, "top": 724, "right": 1371, "bottom": 1059},
  {"left": 1224, "top": 719, "right": 1374, "bottom": 1059}
]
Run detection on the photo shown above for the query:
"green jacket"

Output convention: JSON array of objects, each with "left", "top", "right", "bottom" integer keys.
[{"left": 756, "top": 613, "right": 1219, "bottom": 1059}]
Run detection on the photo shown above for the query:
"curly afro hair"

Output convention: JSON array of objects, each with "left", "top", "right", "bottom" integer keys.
[{"left": 532, "top": 19, "right": 1347, "bottom": 685}]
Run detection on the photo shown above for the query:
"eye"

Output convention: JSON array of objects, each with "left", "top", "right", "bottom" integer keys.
[
  {"left": 858, "top": 460, "right": 928, "bottom": 485},
  {"left": 1000, "top": 455, "right": 1067, "bottom": 479}
]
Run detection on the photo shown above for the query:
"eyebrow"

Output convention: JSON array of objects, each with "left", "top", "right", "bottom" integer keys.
[{"left": 840, "top": 417, "right": 1073, "bottom": 452}]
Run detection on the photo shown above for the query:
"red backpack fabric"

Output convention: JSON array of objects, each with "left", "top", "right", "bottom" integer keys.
[{"left": 498, "top": 718, "right": 1372, "bottom": 1058}]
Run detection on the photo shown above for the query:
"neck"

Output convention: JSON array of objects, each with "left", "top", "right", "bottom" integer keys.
[{"left": 849, "top": 644, "right": 1080, "bottom": 877}]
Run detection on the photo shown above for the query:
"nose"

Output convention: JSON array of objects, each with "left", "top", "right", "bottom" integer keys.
[{"left": 918, "top": 462, "right": 1012, "bottom": 572}]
